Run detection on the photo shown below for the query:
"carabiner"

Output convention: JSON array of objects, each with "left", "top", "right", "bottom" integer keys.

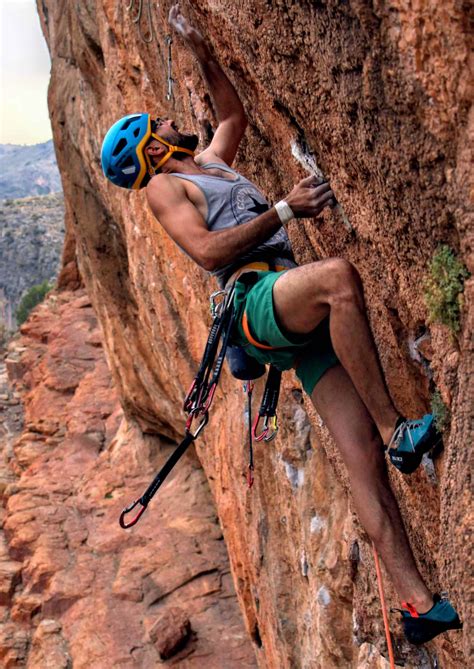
[
  {"left": 183, "top": 378, "right": 197, "bottom": 412},
  {"left": 192, "top": 411, "right": 209, "bottom": 438},
  {"left": 202, "top": 382, "right": 217, "bottom": 412},
  {"left": 186, "top": 410, "right": 209, "bottom": 438},
  {"left": 263, "top": 415, "right": 278, "bottom": 442},
  {"left": 119, "top": 498, "right": 148, "bottom": 529},
  {"left": 209, "top": 289, "right": 228, "bottom": 318},
  {"left": 252, "top": 414, "right": 278, "bottom": 442},
  {"left": 252, "top": 414, "right": 268, "bottom": 442}
]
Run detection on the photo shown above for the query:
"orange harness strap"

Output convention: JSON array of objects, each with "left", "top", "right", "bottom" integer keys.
[
  {"left": 242, "top": 311, "right": 280, "bottom": 350},
  {"left": 237, "top": 263, "right": 288, "bottom": 352}
]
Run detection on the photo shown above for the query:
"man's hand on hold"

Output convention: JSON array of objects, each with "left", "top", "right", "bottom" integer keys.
[
  {"left": 168, "top": 3, "right": 207, "bottom": 59},
  {"left": 285, "top": 175, "right": 335, "bottom": 219}
]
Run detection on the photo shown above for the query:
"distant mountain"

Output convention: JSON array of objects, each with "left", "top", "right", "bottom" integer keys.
[
  {"left": 0, "top": 140, "right": 62, "bottom": 199},
  {"left": 0, "top": 193, "right": 65, "bottom": 330}
]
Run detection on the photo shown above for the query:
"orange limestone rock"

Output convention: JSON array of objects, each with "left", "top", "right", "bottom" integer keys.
[{"left": 0, "top": 291, "right": 256, "bottom": 667}]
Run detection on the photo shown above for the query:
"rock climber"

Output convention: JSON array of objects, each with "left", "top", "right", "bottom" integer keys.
[{"left": 100, "top": 3, "right": 461, "bottom": 646}]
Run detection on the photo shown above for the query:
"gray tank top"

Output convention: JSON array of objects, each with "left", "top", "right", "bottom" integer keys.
[{"left": 170, "top": 162, "right": 296, "bottom": 286}]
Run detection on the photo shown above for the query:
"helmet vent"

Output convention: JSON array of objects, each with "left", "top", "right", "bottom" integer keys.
[
  {"left": 112, "top": 138, "right": 127, "bottom": 156},
  {"left": 120, "top": 117, "right": 136, "bottom": 131},
  {"left": 119, "top": 156, "right": 135, "bottom": 168}
]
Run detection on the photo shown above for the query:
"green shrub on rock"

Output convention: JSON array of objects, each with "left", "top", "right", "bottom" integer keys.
[
  {"left": 16, "top": 280, "right": 54, "bottom": 326},
  {"left": 424, "top": 246, "right": 469, "bottom": 333},
  {"left": 430, "top": 389, "right": 450, "bottom": 433}
]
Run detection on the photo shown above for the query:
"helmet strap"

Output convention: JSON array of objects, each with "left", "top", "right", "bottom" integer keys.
[{"left": 146, "top": 132, "right": 195, "bottom": 175}]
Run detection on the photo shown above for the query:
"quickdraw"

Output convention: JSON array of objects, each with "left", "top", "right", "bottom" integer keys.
[
  {"left": 119, "top": 415, "right": 207, "bottom": 528},
  {"left": 165, "top": 35, "right": 174, "bottom": 102},
  {"left": 120, "top": 286, "right": 235, "bottom": 529},
  {"left": 253, "top": 365, "right": 281, "bottom": 442},
  {"left": 126, "top": 0, "right": 154, "bottom": 43},
  {"left": 119, "top": 282, "right": 283, "bottom": 529},
  {"left": 125, "top": 1, "right": 174, "bottom": 101}
]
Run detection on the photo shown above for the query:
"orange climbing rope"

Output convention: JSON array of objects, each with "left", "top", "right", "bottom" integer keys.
[{"left": 372, "top": 543, "right": 396, "bottom": 669}]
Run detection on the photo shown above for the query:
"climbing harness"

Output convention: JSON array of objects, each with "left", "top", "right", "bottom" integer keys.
[
  {"left": 126, "top": 0, "right": 154, "bottom": 43},
  {"left": 372, "top": 544, "right": 396, "bottom": 669},
  {"left": 119, "top": 281, "right": 283, "bottom": 528}
]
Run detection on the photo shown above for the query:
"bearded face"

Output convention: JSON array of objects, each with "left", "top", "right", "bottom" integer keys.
[
  {"left": 151, "top": 118, "right": 199, "bottom": 156},
  {"left": 174, "top": 130, "right": 199, "bottom": 152}
]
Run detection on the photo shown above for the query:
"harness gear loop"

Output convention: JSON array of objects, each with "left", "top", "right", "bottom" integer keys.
[
  {"left": 372, "top": 543, "right": 396, "bottom": 669},
  {"left": 126, "top": 0, "right": 154, "bottom": 43}
]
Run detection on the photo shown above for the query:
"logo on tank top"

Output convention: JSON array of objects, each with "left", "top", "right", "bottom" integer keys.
[{"left": 230, "top": 184, "right": 269, "bottom": 225}]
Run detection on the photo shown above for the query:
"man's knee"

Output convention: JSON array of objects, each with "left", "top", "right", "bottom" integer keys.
[{"left": 320, "top": 258, "right": 363, "bottom": 307}]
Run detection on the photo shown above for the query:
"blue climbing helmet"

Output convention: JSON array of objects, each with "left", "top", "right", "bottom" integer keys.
[{"left": 101, "top": 113, "right": 195, "bottom": 190}]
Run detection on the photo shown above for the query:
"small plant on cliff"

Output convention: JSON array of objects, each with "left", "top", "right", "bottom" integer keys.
[
  {"left": 430, "top": 389, "right": 450, "bottom": 433},
  {"left": 423, "top": 246, "right": 469, "bottom": 333},
  {"left": 16, "top": 280, "right": 54, "bottom": 326}
]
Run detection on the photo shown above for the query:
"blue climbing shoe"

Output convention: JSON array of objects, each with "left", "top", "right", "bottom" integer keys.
[
  {"left": 396, "top": 594, "right": 462, "bottom": 645},
  {"left": 387, "top": 414, "right": 441, "bottom": 474}
]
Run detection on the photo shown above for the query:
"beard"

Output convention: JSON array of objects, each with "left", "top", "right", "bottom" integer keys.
[{"left": 174, "top": 131, "right": 199, "bottom": 153}]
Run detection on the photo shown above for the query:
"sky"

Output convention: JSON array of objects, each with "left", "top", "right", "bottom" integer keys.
[{"left": 0, "top": 0, "right": 52, "bottom": 145}]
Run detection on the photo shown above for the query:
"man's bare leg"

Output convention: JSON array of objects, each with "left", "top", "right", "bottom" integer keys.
[
  {"left": 311, "top": 364, "right": 433, "bottom": 610},
  {"left": 273, "top": 259, "right": 399, "bottom": 445}
]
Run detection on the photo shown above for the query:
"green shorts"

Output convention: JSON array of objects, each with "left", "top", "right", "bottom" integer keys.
[{"left": 231, "top": 270, "right": 339, "bottom": 395}]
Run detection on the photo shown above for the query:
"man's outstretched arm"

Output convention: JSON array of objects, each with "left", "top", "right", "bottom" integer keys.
[
  {"left": 147, "top": 175, "right": 334, "bottom": 271},
  {"left": 169, "top": 4, "right": 247, "bottom": 165}
]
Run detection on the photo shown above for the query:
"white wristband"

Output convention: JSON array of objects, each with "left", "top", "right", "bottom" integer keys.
[{"left": 274, "top": 200, "right": 294, "bottom": 225}]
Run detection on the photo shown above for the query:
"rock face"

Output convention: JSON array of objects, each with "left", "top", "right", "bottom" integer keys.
[
  {"left": 2, "top": 0, "right": 470, "bottom": 667},
  {"left": 0, "top": 291, "right": 256, "bottom": 667}
]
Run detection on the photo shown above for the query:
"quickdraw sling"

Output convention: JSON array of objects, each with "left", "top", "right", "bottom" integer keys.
[{"left": 119, "top": 283, "right": 282, "bottom": 528}]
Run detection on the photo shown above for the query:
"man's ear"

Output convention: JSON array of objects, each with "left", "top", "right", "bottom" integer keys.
[{"left": 146, "top": 143, "right": 166, "bottom": 157}]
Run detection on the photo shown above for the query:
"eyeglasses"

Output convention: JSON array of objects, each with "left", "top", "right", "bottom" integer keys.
[{"left": 151, "top": 117, "right": 165, "bottom": 132}]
